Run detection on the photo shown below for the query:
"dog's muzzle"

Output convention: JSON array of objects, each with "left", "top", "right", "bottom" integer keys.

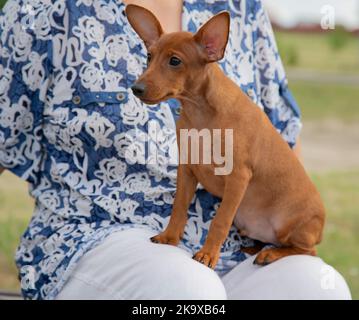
[{"left": 131, "top": 83, "right": 146, "bottom": 97}]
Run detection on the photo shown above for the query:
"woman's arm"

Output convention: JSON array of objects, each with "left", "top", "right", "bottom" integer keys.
[
  {"left": 0, "top": 2, "right": 47, "bottom": 183},
  {"left": 251, "top": 0, "right": 302, "bottom": 149}
]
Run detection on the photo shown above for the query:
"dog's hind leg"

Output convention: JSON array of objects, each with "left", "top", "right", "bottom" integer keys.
[
  {"left": 253, "top": 214, "right": 324, "bottom": 265},
  {"left": 253, "top": 246, "right": 316, "bottom": 266}
]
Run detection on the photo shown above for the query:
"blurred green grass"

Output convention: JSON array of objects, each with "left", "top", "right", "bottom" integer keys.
[
  {"left": 313, "top": 171, "right": 359, "bottom": 299},
  {"left": 290, "top": 81, "right": 359, "bottom": 122},
  {"left": 276, "top": 30, "right": 359, "bottom": 74},
  {"left": 0, "top": 171, "right": 33, "bottom": 291},
  {"left": 275, "top": 30, "right": 359, "bottom": 123}
]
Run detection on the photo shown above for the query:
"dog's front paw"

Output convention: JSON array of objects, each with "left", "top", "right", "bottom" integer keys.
[
  {"left": 193, "top": 248, "right": 220, "bottom": 269},
  {"left": 150, "top": 232, "right": 180, "bottom": 246}
]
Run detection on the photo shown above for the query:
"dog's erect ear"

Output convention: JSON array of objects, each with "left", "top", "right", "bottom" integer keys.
[
  {"left": 125, "top": 4, "right": 163, "bottom": 48},
  {"left": 194, "top": 11, "right": 230, "bottom": 62}
]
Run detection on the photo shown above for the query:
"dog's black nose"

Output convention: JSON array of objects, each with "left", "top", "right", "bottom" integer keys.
[{"left": 131, "top": 83, "right": 146, "bottom": 97}]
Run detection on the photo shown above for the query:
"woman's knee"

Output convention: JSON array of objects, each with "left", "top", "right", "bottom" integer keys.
[
  {"left": 57, "top": 229, "right": 227, "bottom": 300},
  {"left": 128, "top": 249, "right": 227, "bottom": 300},
  {"left": 257, "top": 255, "right": 352, "bottom": 300},
  {"left": 224, "top": 254, "right": 351, "bottom": 300},
  {"left": 274, "top": 255, "right": 351, "bottom": 299}
]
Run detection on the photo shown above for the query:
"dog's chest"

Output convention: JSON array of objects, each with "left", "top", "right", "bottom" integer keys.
[{"left": 176, "top": 120, "right": 230, "bottom": 197}]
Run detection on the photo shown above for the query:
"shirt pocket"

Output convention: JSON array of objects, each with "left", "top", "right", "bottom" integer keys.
[{"left": 43, "top": 91, "right": 128, "bottom": 155}]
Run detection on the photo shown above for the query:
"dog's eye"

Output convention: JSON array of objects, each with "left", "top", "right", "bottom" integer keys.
[
  {"left": 147, "top": 53, "right": 152, "bottom": 65},
  {"left": 169, "top": 56, "right": 182, "bottom": 66}
]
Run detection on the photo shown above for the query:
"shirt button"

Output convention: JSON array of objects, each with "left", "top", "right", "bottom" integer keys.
[
  {"left": 72, "top": 96, "right": 81, "bottom": 104},
  {"left": 116, "top": 92, "right": 126, "bottom": 101}
]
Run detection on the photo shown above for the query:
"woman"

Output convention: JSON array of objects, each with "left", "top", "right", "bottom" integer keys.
[{"left": 0, "top": 0, "right": 351, "bottom": 299}]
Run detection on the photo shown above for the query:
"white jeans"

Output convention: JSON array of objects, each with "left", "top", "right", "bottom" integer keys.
[{"left": 56, "top": 228, "right": 351, "bottom": 300}]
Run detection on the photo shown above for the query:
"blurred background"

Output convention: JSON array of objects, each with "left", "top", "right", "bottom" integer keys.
[{"left": 0, "top": 0, "right": 358, "bottom": 298}]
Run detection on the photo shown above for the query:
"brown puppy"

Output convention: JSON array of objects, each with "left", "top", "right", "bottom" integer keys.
[{"left": 125, "top": 5, "right": 325, "bottom": 268}]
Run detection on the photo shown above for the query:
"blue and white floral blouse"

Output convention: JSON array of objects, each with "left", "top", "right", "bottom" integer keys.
[{"left": 0, "top": 0, "right": 302, "bottom": 299}]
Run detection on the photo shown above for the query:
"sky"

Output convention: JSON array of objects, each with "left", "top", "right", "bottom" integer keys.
[{"left": 263, "top": 0, "right": 359, "bottom": 30}]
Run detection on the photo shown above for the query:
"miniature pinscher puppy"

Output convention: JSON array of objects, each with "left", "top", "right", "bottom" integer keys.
[{"left": 125, "top": 5, "right": 325, "bottom": 268}]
